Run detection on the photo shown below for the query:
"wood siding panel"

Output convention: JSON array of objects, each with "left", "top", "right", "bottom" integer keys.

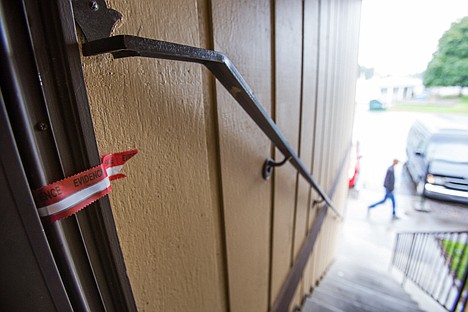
[
  {"left": 307, "top": 0, "right": 330, "bottom": 286},
  {"left": 82, "top": 1, "right": 225, "bottom": 311},
  {"left": 210, "top": 1, "right": 273, "bottom": 311},
  {"left": 270, "top": 0, "right": 304, "bottom": 305},
  {"left": 295, "top": 0, "right": 320, "bottom": 299}
]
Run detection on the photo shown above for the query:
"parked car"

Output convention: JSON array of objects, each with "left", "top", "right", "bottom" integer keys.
[
  {"left": 405, "top": 119, "right": 468, "bottom": 203},
  {"left": 369, "top": 99, "right": 386, "bottom": 111}
]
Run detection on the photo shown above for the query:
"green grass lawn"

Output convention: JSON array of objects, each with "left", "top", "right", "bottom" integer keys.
[
  {"left": 442, "top": 239, "right": 468, "bottom": 280},
  {"left": 389, "top": 96, "right": 468, "bottom": 114}
]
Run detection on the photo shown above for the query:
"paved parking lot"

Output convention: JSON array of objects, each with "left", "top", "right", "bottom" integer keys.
[
  {"left": 350, "top": 105, "right": 468, "bottom": 230},
  {"left": 337, "top": 106, "right": 468, "bottom": 311}
]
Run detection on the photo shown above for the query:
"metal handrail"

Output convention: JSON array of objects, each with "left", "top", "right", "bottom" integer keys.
[
  {"left": 82, "top": 35, "right": 342, "bottom": 219},
  {"left": 391, "top": 231, "right": 468, "bottom": 312}
]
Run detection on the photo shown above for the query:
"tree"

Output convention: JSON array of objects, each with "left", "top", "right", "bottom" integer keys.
[{"left": 424, "top": 17, "right": 468, "bottom": 90}]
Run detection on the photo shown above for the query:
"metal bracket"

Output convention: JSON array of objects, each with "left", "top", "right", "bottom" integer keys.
[
  {"left": 262, "top": 156, "right": 291, "bottom": 180},
  {"left": 312, "top": 199, "right": 325, "bottom": 207},
  {"left": 72, "top": 0, "right": 122, "bottom": 42}
]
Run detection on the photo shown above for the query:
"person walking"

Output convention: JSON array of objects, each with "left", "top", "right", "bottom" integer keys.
[{"left": 368, "top": 159, "right": 399, "bottom": 219}]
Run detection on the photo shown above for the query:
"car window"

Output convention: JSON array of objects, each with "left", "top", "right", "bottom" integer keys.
[{"left": 427, "top": 142, "right": 468, "bottom": 163}]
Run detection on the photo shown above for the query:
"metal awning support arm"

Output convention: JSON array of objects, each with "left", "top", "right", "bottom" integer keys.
[{"left": 82, "top": 35, "right": 341, "bottom": 219}]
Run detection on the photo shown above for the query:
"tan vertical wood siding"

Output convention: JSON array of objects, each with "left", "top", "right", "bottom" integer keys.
[
  {"left": 301, "top": 0, "right": 321, "bottom": 297},
  {"left": 270, "top": 0, "right": 303, "bottom": 305},
  {"left": 210, "top": 1, "right": 273, "bottom": 311},
  {"left": 81, "top": 0, "right": 361, "bottom": 311},
  {"left": 82, "top": 1, "right": 226, "bottom": 310}
]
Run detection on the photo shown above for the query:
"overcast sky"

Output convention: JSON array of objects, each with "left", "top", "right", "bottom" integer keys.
[{"left": 358, "top": 0, "right": 468, "bottom": 76}]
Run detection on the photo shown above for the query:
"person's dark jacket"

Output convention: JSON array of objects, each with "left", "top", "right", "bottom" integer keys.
[{"left": 383, "top": 165, "right": 395, "bottom": 192}]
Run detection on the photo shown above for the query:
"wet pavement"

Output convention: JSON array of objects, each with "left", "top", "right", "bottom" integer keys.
[
  {"left": 348, "top": 107, "right": 468, "bottom": 252},
  {"left": 336, "top": 187, "right": 467, "bottom": 312},
  {"left": 333, "top": 107, "right": 468, "bottom": 311}
]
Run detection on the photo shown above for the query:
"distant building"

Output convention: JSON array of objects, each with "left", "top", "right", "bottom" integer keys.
[{"left": 356, "top": 75, "right": 425, "bottom": 105}]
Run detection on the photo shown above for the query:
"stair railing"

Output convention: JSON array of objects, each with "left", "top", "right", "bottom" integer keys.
[
  {"left": 71, "top": 1, "right": 346, "bottom": 311},
  {"left": 391, "top": 231, "right": 468, "bottom": 312},
  {"left": 81, "top": 35, "right": 343, "bottom": 219}
]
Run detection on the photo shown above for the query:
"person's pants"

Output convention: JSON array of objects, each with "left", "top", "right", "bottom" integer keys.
[{"left": 368, "top": 190, "right": 396, "bottom": 216}]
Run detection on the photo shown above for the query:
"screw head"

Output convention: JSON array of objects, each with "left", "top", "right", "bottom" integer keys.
[
  {"left": 262, "top": 159, "right": 273, "bottom": 180},
  {"left": 89, "top": 1, "right": 99, "bottom": 11},
  {"left": 36, "top": 122, "right": 48, "bottom": 131}
]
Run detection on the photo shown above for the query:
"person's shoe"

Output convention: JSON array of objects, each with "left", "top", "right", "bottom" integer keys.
[{"left": 392, "top": 215, "right": 400, "bottom": 220}]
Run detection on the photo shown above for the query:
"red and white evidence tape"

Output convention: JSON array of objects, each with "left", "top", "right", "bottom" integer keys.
[{"left": 33, "top": 149, "right": 138, "bottom": 222}]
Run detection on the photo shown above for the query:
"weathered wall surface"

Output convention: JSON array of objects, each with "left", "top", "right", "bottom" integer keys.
[{"left": 81, "top": 0, "right": 361, "bottom": 311}]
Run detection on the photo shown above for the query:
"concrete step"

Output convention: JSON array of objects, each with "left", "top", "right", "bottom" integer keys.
[
  {"left": 302, "top": 298, "right": 344, "bottom": 312},
  {"left": 321, "top": 274, "right": 410, "bottom": 300},
  {"left": 302, "top": 259, "right": 424, "bottom": 312},
  {"left": 323, "top": 266, "right": 415, "bottom": 300},
  {"left": 314, "top": 279, "right": 422, "bottom": 312}
]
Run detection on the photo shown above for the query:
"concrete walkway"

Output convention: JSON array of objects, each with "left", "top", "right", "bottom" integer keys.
[{"left": 331, "top": 187, "right": 466, "bottom": 312}]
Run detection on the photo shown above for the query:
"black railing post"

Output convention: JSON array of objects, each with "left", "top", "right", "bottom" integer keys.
[
  {"left": 424, "top": 234, "right": 439, "bottom": 291},
  {"left": 429, "top": 233, "right": 447, "bottom": 297},
  {"left": 402, "top": 234, "right": 417, "bottom": 286},
  {"left": 442, "top": 233, "right": 462, "bottom": 307},
  {"left": 449, "top": 233, "right": 468, "bottom": 312},
  {"left": 414, "top": 233, "right": 429, "bottom": 286},
  {"left": 412, "top": 234, "right": 426, "bottom": 283},
  {"left": 396, "top": 234, "right": 407, "bottom": 271},
  {"left": 394, "top": 231, "right": 468, "bottom": 312},
  {"left": 450, "top": 254, "right": 468, "bottom": 312},
  {"left": 408, "top": 235, "right": 420, "bottom": 281},
  {"left": 390, "top": 233, "right": 400, "bottom": 272},
  {"left": 399, "top": 234, "right": 409, "bottom": 271},
  {"left": 436, "top": 232, "right": 459, "bottom": 304}
]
